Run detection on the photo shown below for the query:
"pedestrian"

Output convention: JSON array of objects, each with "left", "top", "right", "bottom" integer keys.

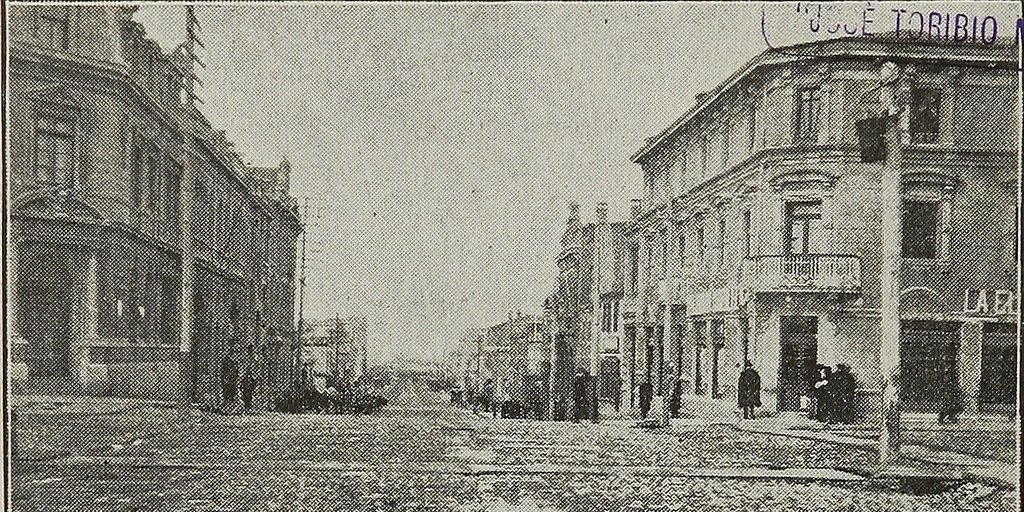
[
  {"left": 240, "top": 344, "right": 257, "bottom": 412},
  {"left": 938, "top": 379, "right": 964, "bottom": 424},
  {"left": 220, "top": 345, "right": 239, "bottom": 412},
  {"left": 533, "top": 377, "right": 547, "bottom": 420},
  {"left": 737, "top": 360, "right": 761, "bottom": 420},
  {"left": 481, "top": 379, "right": 494, "bottom": 414},
  {"left": 811, "top": 365, "right": 832, "bottom": 423},
  {"left": 639, "top": 381, "right": 653, "bottom": 420},
  {"left": 832, "top": 364, "right": 856, "bottom": 424},
  {"left": 669, "top": 376, "right": 683, "bottom": 419},
  {"left": 572, "top": 370, "right": 588, "bottom": 423}
]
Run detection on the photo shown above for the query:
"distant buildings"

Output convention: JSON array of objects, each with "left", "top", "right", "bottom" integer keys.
[
  {"left": 6, "top": 5, "right": 301, "bottom": 405},
  {"left": 300, "top": 316, "right": 369, "bottom": 388}
]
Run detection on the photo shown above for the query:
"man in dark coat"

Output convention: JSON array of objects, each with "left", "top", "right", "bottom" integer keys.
[
  {"left": 832, "top": 364, "right": 856, "bottom": 424},
  {"left": 572, "top": 370, "right": 588, "bottom": 423},
  {"left": 220, "top": 347, "right": 239, "bottom": 411},
  {"left": 669, "top": 376, "right": 683, "bottom": 419},
  {"left": 639, "top": 381, "right": 653, "bottom": 419},
  {"left": 812, "top": 365, "right": 833, "bottom": 422},
  {"left": 738, "top": 361, "right": 762, "bottom": 420}
]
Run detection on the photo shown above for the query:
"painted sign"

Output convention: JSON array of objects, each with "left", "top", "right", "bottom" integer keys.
[{"left": 964, "top": 289, "right": 1017, "bottom": 316}]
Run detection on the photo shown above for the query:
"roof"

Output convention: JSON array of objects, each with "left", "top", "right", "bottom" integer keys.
[{"left": 632, "top": 34, "right": 1018, "bottom": 163}]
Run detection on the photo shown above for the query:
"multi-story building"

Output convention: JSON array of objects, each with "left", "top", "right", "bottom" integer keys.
[
  {"left": 6, "top": 5, "right": 302, "bottom": 405},
  {"left": 464, "top": 313, "right": 545, "bottom": 413},
  {"left": 547, "top": 202, "right": 629, "bottom": 419},
  {"left": 625, "top": 35, "right": 1018, "bottom": 418}
]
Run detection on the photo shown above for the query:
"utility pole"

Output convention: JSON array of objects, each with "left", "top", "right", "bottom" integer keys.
[
  {"left": 876, "top": 61, "right": 907, "bottom": 468},
  {"left": 334, "top": 313, "right": 341, "bottom": 383},
  {"left": 295, "top": 198, "right": 309, "bottom": 387}
]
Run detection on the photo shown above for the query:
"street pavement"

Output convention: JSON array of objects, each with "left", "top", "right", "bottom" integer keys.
[{"left": 8, "top": 386, "right": 1019, "bottom": 512}]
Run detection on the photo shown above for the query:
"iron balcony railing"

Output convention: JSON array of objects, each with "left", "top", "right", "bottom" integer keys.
[{"left": 742, "top": 254, "right": 861, "bottom": 293}]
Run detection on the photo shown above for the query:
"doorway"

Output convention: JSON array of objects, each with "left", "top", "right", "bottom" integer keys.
[
  {"left": 900, "top": 321, "right": 959, "bottom": 413},
  {"left": 979, "top": 323, "right": 1016, "bottom": 414},
  {"left": 16, "top": 242, "right": 84, "bottom": 387},
  {"left": 778, "top": 316, "right": 818, "bottom": 412}
]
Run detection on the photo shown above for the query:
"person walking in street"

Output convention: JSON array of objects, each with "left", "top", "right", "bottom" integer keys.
[
  {"left": 937, "top": 378, "right": 964, "bottom": 424},
  {"left": 572, "top": 370, "right": 588, "bottom": 423},
  {"left": 832, "top": 364, "right": 856, "bottom": 424},
  {"left": 738, "top": 361, "right": 761, "bottom": 420},
  {"left": 639, "top": 381, "right": 653, "bottom": 420},
  {"left": 240, "top": 344, "right": 257, "bottom": 412},
  {"left": 220, "top": 345, "right": 240, "bottom": 413}
]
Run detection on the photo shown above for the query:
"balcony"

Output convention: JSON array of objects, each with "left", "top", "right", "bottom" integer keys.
[{"left": 742, "top": 254, "right": 861, "bottom": 294}]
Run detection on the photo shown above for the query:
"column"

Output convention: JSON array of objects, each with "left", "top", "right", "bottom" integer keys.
[
  {"left": 73, "top": 250, "right": 100, "bottom": 392},
  {"left": 178, "top": 144, "right": 198, "bottom": 406},
  {"left": 958, "top": 320, "right": 983, "bottom": 416}
]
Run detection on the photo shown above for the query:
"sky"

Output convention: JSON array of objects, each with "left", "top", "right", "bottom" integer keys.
[{"left": 133, "top": 2, "right": 1021, "bottom": 363}]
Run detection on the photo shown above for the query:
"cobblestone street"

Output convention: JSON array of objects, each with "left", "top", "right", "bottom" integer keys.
[{"left": 10, "top": 387, "right": 1018, "bottom": 512}]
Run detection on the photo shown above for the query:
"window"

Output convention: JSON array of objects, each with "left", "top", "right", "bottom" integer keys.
[
  {"left": 696, "top": 219, "right": 706, "bottom": 263},
  {"left": 700, "top": 137, "right": 709, "bottom": 178},
  {"left": 794, "top": 87, "right": 821, "bottom": 143},
  {"left": 748, "top": 105, "right": 757, "bottom": 151},
  {"left": 660, "top": 228, "right": 668, "bottom": 278},
  {"left": 785, "top": 201, "right": 823, "bottom": 255},
  {"left": 146, "top": 150, "right": 162, "bottom": 213},
  {"left": 165, "top": 162, "right": 182, "bottom": 230},
  {"left": 678, "top": 232, "right": 686, "bottom": 268},
  {"left": 721, "top": 125, "right": 730, "bottom": 169},
  {"left": 35, "top": 115, "right": 75, "bottom": 186},
  {"left": 629, "top": 245, "right": 639, "bottom": 293},
  {"left": 910, "top": 88, "right": 941, "bottom": 144},
  {"left": 718, "top": 218, "right": 726, "bottom": 268},
  {"left": 612, "top": 301, "right": 619, "bottom": 332},
  {"left": 743, "top": 210, "right": 752, "bottom": 258},
  {"left": 902, "top": 200, "right": 940, "bottom": 259},
  {"left": 36, "top": 6, "right": 70, "bottom": 50}
]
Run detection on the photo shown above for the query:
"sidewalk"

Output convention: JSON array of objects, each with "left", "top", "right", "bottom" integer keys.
[{"left": 732, "top": 414, "right": 1019, "bottom": 488}]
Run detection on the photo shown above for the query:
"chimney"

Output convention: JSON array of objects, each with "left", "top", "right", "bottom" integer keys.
[
  {"left": 596, "top": 202, "right": 608, "bottom": 224},
  {"left": 568, "top": 202, "right": 580, "bottom": 221},
  {"left": 630, "top": 199, "right": 642, "bottom": 220}
]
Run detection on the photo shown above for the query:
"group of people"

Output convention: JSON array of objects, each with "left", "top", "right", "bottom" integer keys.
[
  {"left": 219, "top": 343, "right": 259, "bottom": 414},
  {"left": 808, "top": 363, "right": 857, "bottom": 424},
  {"left": 277, "top": 361, "right": 388, "bottom": 415}
]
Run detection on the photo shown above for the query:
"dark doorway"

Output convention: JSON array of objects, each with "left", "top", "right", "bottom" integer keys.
[
  {"left": 694, "top": 321, "right": 707, "bottom": 395},
  {"left": 778, "top": 316, "right": 818, "bottom": 412},
  {"left": 979, "top": 323, "right": 1015, "bottom": 413},
  {"left": 900, "top": 321, "right": 959, "bottom": 413},
  {"left": 17, "top": 242, "right": 83, "bottom": 386}
]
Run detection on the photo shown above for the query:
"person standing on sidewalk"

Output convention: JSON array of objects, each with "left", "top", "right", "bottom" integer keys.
[
  {"left": 239, "top": 344, "right": 257, "bottom": 412},
  {"left": 738, "top": 361, "right": 761, "bottom": 420},
  {"left": 572, "top": 370, "right": 588, "bottom": 423},
  {"left": 220, "top": 344, "right": 240, "bottom": 413},
  {"left": 832, "top": 364, "right": 856, "bottom": 424},
  {"left": 639, "top": 381, "right": 653, "bottom": 420}
]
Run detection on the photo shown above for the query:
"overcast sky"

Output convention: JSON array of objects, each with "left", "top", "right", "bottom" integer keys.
[{"left": 134, "top": 2, "right": 1020, "bottom": 363}]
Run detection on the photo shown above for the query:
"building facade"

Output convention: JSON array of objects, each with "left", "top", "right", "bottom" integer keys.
[
  {"left": 547, "top": 202, "right": 629, "bottom": 419},
  {"left": 6, "top": 5, "right": 302, "bottom": 404},
  {"left": 626, "top": 35, "right": 1018, "bottom": 418}
]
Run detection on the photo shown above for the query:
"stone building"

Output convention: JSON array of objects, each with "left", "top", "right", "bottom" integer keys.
[
  {"left": 547, "top": 203, "right": 629, "bottom": 419},
  {"left": 6, "top": 5, "right": 302, "bottom": 404},
  {"left": 626, "top": 35, "right": 1018, "bottom": 418}
]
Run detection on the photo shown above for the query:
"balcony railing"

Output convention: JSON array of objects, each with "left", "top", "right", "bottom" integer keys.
[{"left": 742, "top": 254, "right": 861, "bottom": 294}]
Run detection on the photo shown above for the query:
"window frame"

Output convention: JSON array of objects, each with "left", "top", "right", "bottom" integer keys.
[
  {"left": 33, "top": 110, "right": 77, "bottom": 187},
  {"left": 901, "top": 199, "right": 942, "bottom": 260},
  {"left": 793, "top": 87, "right": 822, "bottom": 144},
  {"left": 909, "top": 87, "right": 941, "bottom": 145}
]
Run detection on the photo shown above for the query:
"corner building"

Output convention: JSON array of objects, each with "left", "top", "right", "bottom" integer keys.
[
  {"left": 626, "top": 35, "right": 1018, "bottom": 418},
  {"left": 6, "top": 5, "right": 302, "bottom": 404}
]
